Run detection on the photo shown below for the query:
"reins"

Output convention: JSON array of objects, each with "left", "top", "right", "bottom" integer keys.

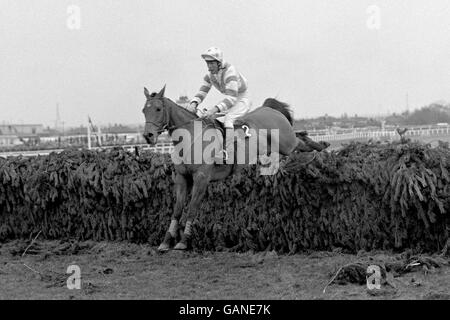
[{"left": 145, "top": 97, "right": 217, "bottom": 132}]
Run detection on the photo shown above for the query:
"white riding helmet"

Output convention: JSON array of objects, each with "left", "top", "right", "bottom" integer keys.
[{"left": 201, "top": 47, "right": 223, "bottom": 64}]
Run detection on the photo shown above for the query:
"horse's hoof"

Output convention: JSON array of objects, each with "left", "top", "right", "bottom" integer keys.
[
  {"left": 157, "top": 232, "right": 175, "bottom": 252},
  {"left": 157, "top": 243, "right": 171, "bottom": 252},
  {"left": 174, "top": 242, "right": 188, "bottom": 250}
]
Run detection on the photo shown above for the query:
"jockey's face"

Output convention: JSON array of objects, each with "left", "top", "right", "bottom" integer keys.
[{"left": 206, "top": 60, "right": 220, "bottom": 74}]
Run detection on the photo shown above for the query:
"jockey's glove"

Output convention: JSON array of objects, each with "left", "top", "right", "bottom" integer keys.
[
  {"left": 202, "top": 106, "right": 220, "bottom": 117},
  {"left": 188, "top": 102, "right": 198, "bottom": 113}
]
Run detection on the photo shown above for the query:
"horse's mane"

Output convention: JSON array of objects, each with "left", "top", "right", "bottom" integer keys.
[
  {"left": 168, "top": 98, "right": 199, "bottom": 118},
  {"left": 262, "top": 98, "right": 293, "bottom": 125},
  {"left": 149, "top": 92, "right": 198, "bottom": 118}
]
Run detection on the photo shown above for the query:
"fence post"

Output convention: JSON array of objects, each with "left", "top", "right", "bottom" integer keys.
[{"left": 87, "top": 121, "right": 91, "bottom": 150}]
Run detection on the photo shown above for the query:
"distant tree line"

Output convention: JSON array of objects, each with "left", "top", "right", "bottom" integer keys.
[
  {"left": 293, "top": 114, "right": 381, "bottom": 131},
  {"left": 293, "top": 102, "right": 450, "bottom": 130},
  {"left": 63, "top": 124, "right": 139, "bottom": 135},
  {"left": 385, "top": 103, "right": 450, "bottom": 126}
]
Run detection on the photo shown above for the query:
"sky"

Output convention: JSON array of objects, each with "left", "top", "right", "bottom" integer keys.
[{"left": 0, "top": 0, "right": 449, "bottom": 127}]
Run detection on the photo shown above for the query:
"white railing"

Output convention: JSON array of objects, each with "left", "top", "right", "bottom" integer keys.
[
  {"left": 0, "top": 142, "right": 174, "bottom": 158},
  {"left": 3, "top": 125, "right": 450, "bottom": 157},
  {"left": 307, "top": 126, "right": 450, "bottom": 142}
]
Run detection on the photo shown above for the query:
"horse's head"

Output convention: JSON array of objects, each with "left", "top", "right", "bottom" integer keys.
[{"left": 142, "top": 85, "right": 168, "bottom": 145}]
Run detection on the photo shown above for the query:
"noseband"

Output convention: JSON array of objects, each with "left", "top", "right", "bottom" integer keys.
[{"left": 145, "top": 98, "right": 170, "bottom": 133}]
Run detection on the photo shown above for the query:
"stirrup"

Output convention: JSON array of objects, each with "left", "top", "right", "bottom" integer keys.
[
  {"left": 213, "top": 149, "right": 228, "bottom": 164},
  {"left": 222, "top": 149, "right": 229, "bottom": 161}
]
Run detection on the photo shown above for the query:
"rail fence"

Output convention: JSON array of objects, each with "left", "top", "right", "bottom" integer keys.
[
  {"left": 2, "top": 126, "right": 450, "bottom": 158},
  {"left": 308, "top": 126, "right": 450, "bottom": 142},
  {"left": 0, "top": 142, "right": 174, "bottom": 158}
]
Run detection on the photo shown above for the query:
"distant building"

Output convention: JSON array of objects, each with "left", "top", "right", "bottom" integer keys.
[
  {"left": 0, "top": 124, "right": 44, "bottom": 146},
  {"left": 0, "top": 124, "right": 44, "bottom": 135},
  {"left": 0, "top": 135, "right": 22, "bottom": 146}
]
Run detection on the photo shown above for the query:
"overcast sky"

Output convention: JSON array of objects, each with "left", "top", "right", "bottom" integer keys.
[{"left": 1, "top": 0, "right": 449, "bottom": 127}]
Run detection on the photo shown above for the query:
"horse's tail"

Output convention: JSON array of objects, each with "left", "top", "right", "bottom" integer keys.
[{"left": 262, "top": 98, "right": 293, "bottom": 126}]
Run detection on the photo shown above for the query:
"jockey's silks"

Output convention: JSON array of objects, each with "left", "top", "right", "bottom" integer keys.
[{"left": 191, "top": 61, "right": 248, "bottom": 112}]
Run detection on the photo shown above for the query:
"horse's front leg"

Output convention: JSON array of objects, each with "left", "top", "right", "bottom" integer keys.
[
  {"left": 158, "top": 172, "right": 190, "bottom": 252},
  {"left": 174, "top": 170, "right": 211, "bottom": 250}
]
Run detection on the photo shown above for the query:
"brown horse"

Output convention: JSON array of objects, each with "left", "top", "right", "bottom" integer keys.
[{"left": 142, "top": 85, "right": 321, "bottom": 251}]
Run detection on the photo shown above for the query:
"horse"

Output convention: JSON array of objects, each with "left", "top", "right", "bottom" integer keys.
[{"left": 142, "top": 85, "right": 321, "bottom": 251}]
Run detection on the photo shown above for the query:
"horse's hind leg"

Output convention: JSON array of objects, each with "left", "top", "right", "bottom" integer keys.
[
  {"left": 174, "top": 170, "right": 210, "bottom": 250},
  {"left": 158, "top": 173, "right": 190, "bottom": 252},
  {"left": 294, "top": 137, "right": 314, "bottom": 152}
]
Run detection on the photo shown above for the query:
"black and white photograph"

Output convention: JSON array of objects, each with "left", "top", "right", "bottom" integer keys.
[{"left": 0, "top": 0, "right": 449, "bottom": 308}]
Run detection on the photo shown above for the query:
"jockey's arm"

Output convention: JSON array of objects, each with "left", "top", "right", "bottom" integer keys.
[{"left": 190, "top": 75, "right": 212, "bottom": 109}]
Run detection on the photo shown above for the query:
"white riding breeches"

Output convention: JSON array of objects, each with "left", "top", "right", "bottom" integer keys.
[{"left": 216, "top": 91, "right": 252, "bottom": 128}]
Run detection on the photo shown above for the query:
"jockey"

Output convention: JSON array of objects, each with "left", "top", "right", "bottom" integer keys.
[{"left": 188, "top": 47, "right": 252, "bottom": 161}]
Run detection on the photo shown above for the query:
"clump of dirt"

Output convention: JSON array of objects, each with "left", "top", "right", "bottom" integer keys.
[
  {"left": 82, "top": 282, "right": 102, "bottom": 295},
  {"left": 332, "top": 262, "right": 371, "bottom": 285},
  {"left": 8, "top": 240, "right": 43, "bottom": 256},
  {"left": 327, "top": 254, "right": 449, "bottom": 287},
  {"left": 7, "top": 240, "right": 96, "bottom": 257},
  {"left": 398, "top": 255, "right": 449, "bottom": 274},
  {"left": 41, "top": 271, "right": 68, "bottom": 288},
  {"left": 422, "top": 292, "right": 450, "bottom": 300},
  {"left": 51, "top": 241, "right": 97, "bottom": 255}
]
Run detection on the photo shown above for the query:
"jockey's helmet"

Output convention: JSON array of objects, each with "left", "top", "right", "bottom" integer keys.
[{"left": 201, "top": 47, "right": 223, "bottom": 64}]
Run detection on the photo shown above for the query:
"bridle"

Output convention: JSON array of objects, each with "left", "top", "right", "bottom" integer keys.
[{"left": 144, "top": 97, "right": 171, "bottom": 133}]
